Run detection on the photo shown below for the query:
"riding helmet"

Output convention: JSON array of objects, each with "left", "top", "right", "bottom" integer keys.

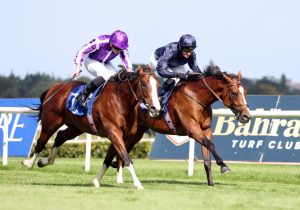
[{"left": 110, "top": 30, "right": 129, "bottom": 50}]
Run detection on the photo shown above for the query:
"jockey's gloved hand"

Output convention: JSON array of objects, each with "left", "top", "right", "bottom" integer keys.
[
  {"left": 118, "top": 70, "right": 127, "bottom": 81},
  {"left": 186, "top": 71, "right": 203, "bottom": 81},
  {"left": 176, "top": 72, "right": 188, "bottom": 80}
]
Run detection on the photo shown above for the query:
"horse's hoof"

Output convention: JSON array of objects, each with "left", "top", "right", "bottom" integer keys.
[
  {"left": 37, "top": 159, "right": 45, "bottom": 168},
  {"left": 135, "top": 185, "right": 144, "bottom": 190},
  {"left": 110, "top": 161, "right": 118, "bottom": 168},
  {"left": 21, "top": 160, "right": 33, "bottom": 169},
  {"left": 221, "top": 166, "right": 231, "bottom": 174},
  {"left": 93, "top": 178, "right": 100, "bottom": 188},
  {"left": 116, "top": 178, "right": 124, "bottom": 184}
]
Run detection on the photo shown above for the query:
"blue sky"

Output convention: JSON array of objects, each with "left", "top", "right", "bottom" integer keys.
[{"left": 1, "top": 0, "right": 300, "bottom": 82}]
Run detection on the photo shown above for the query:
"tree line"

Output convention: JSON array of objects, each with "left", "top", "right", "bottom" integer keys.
[{"left": 0, "top": 66, "right": 299, "bottom": 98}]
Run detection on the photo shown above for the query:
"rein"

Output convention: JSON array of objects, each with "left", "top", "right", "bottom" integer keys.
[
  {"left": 126, "top": 75, "right": 152, "bottom": 108},
  {"left": 201, "top": 77, "right": 224, "bottom": 104},
  {"left": 184, "top": 77, "right": 248, "bottom": 117},
  {"left": 127, "top": 80, "right": 139, "bottom": 102},
  {"left": 202, "top": 77, "right": 248, "bottom": 118}
]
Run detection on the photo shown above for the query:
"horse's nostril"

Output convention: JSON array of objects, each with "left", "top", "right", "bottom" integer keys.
[
  {"left": 242, "top": 115, "right": 250, "bottom": 122},
  {"left": 150, "top": 106, "right": 156, "bottom": 111}
]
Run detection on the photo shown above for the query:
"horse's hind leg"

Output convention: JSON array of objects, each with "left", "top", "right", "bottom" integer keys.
[
  {"left": 37, "top": 125, "right": 83, "bottom": 168},
  {"left": 21, "top": 124, "right": 62, "bottom": 169}
]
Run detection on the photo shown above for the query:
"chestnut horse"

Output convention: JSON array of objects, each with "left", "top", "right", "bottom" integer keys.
[
  {"left": 22, "top": 66, "right": 160, "bottom": 189},
  {"left": 105, "top": 66, "right": 251, "bottom": 186}
]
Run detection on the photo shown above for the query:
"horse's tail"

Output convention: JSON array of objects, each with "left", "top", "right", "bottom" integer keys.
[{"left": 29, "top": 89, "right": 49, "bottom": 121}]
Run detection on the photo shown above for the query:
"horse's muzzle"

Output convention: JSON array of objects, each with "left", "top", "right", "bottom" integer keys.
[
  {"left": 149, "top": 105, "right": 160, "bottom": 118},
  {"left": 238, "top": 114, "right": 251, "bottom": 124}
]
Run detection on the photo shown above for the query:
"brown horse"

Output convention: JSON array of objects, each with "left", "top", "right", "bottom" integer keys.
[
  {"left": 21, "top": 66, "right": 160, "bottom": 189},
  {"left": 105, "top": 66, "right": 251, "bottom": 186}
]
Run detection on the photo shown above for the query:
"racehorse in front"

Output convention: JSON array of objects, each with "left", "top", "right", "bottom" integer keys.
[
  {"left": 105, "top": 65, "right": 251, "bottom": 186},
  {"left": 22, "top": 65, "right": 160, "bottom": 189}
]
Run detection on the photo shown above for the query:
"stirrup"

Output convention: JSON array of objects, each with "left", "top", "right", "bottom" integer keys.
[{"left": 76, "top": 94, "right": 88, "bottom": 108}]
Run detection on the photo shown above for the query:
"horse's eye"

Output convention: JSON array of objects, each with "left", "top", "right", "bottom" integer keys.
[
  {"left": 231, "top": 92, "right": 238, "bottom": 98},
  {"left": 142, "top": 83, "right": 147, "bottom": 89}
]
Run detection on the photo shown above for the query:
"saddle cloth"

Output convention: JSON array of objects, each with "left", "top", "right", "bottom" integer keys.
[{"left": 66, "top": 84, "right": 104, "bottom": 116}]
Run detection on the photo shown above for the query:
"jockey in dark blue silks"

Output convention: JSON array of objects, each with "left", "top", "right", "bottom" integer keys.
[
  {"left": 150, "top": 34, "right": 203, "bottom": 99},
  {"left": 72, "top": 30, "right": 133, "bottom": 107}
]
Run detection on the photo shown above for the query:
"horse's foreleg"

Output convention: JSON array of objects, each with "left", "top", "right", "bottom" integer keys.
[
  {"left": 95, "top": 129, "right": 143, "bottom": 189},
  {"left": 114, "top": 128, "right": 147, "bottom": 184},
  {"left": 201, "top": 137, "right": 230, "bottom": 174},
  {"left": 37, "top": 126, "right": 83, "bottom": 168},
  {"left": 116, "top": 158, "right": 124, "bottom": 183},
  {"left": 201, "top": 146, "right": 214, "bottom": 185},
  {"left": 126, "top": 162, "right": 143, "bottom": 190},
  {"left": 187, "top": 126, "right": 230, "bottom": 175},
  {"left": 202, "top": 128, "right": 214, "bottom": 186}
]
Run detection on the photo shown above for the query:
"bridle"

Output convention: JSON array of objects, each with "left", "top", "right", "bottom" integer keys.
[
  {"left": 202, "top": 77, "right": 248, "bottom": 119},
  {"left": 126, "top": 73, "right": 156, "bottom": 110}
]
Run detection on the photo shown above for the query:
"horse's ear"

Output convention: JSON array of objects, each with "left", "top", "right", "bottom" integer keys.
[
  {"left": 222, "top": 72, "right": 232, "bottom": 82},
  {"left": 146, "top": 64, "right": 153, "bottom": 73},
  {"left": 137, "top": 65, "right": 144, "bottom": 75},
  {"left": 237, "top": 70, "right": 242, "bottom": 80}
]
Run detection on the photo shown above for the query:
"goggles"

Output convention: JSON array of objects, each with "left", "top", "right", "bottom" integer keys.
[
  {"left": 112, "top": 45, "right": 122, "bottom": 52},
  {"left": 182, "top": 48, "right": 195, "bottom": 53}
]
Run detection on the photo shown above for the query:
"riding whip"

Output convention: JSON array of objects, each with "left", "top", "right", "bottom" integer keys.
[{"left": 42, "top": 70, "right": 82, "bottom": 105}]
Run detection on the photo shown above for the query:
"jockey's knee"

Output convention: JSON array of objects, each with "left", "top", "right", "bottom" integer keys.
[
  {"left": 164, "top": 78, "right": 175, "bottom": 88},
  {"left": 93, "top": 76, "right": 106, "bottom": 86}
]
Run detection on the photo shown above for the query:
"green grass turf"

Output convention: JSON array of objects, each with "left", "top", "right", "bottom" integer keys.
[{"left": 0, "top": 158, "right": 299, "bottom": 210}]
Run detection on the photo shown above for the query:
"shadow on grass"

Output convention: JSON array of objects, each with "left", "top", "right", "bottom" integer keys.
[
  {"left": 30, "top": 182, "right": 133, "bottom": 189},
  {"left": 141, "top": 179, "right": 236, "bottom": 186},
  {"left": 28, "top": 179, "right": 236, "bottom": 188}
]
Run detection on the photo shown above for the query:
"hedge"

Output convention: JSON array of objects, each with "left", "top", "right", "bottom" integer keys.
[{"left": 33, "top": 141, "right": 152, "bottom": 159}]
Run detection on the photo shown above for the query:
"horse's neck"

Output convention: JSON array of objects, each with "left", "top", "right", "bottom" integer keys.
[
  {"left": 117, "top": 80, "right": 139, "bottom": 107},
  {"left": 199, "top": 77, "right": 225, "bottom": 106}
]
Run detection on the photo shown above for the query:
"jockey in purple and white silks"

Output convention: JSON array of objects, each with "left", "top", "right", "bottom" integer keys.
[
  {"left": 72, "top": 30, "right": 133, "bottom": 107},
  {"left": 150, "top": 34, "right": 203, "bottom": 98}
]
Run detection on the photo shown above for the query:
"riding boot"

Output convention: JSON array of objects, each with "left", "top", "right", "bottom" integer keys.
[
  {"left": 159, "top": 79, "right": 175, "bottom": 113},
  {"left": 159, "top": 78, "right": 175, "bottom": 103},
  {"left": 76, "top": 76, "right": 106, "bottom": 107}
]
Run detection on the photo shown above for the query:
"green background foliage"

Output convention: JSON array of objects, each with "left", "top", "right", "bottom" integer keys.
[
  {"left": 1, "top": 67, "right": 299, "bottom": 98},
  {"left": 35, "top": 141, "right": 152, "bottom": 159}
]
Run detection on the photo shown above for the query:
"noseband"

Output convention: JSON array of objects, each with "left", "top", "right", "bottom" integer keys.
[
  {"left": 202, "top": 77, "right": 248, "bottom": 119},
  {"left": 225, "top": 83, "right": 249, "bottom": 118},
  {"left": 127, "top": 74, "right": 155, "bottom": 109}
]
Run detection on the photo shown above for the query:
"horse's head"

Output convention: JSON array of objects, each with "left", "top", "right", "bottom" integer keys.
[
  {"left": 222, "top": 71, "right": 251, "bottom": 124},
  {"left": 135, "top": 65, "right": 160, "bottom": 118}
]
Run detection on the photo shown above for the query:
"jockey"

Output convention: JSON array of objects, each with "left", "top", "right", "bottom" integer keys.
[
  {"left": 150, "top": 34, "right": 203, "bottom": 97},
  {"left": 72, "top": 30, "right": 133, "bottom": 107}
]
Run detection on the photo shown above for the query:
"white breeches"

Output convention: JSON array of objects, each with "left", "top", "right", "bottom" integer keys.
[{"left": 84, "top": 57, "right": 118, "bottom": 80}]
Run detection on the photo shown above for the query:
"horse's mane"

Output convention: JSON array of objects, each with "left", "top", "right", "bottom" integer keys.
[
  {"left": 110, "top": 66, "right": 155, "bottom": 82},
  {"left": 203, "top": 65, "right": 237, "bottom": 80}
]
